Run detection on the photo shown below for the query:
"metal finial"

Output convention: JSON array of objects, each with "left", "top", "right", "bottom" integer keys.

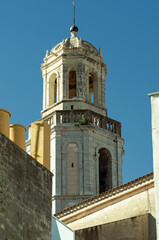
[
  {"left": 73, "top": 2, "right": 76, "bottom": 26},
  {"left": 70, "top": 2, "right": 78, "bottom": 36}
]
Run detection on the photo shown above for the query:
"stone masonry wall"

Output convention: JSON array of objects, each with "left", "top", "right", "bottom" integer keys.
[{"left": 0, "top": 132, "right": 52, "bottom": 240}]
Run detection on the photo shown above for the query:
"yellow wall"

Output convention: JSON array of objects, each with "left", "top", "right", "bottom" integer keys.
[
  {"left": 9, "top": 124, "right": 26, "bottom": 150},
  {"left": 31, "top": 120, "right": 50, "bottom": 170},
  {"left": 0, "top": 109, "right": 11, "bottom": 137}
]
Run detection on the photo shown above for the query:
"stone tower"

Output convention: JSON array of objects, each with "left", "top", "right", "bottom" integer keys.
[{"left": 26, "top": 26, "right": 124, "bottom": 214}]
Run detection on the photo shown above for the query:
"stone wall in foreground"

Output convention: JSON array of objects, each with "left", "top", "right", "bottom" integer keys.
[{"left": 0, "top": 132, "right": 52, "bottom": 240}]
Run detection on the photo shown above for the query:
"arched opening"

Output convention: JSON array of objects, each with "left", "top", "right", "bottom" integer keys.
[
  {"left": 49, "top": 73, "right": 57, "bottom": 105},
  {"left": 66, "top": 143, "right": 79, "bottom": 195},
  {"left": 98, "top": 148, "right": 112, "bottom": 193},
  {"left": 89, "top": 72, "right": 98, "bottom": 104},
  {"left": 69, "top": 70, "right": 77, "bottom": 99},
  {"left": 54, "top": 79, "right": 57, "bottom": 103}
]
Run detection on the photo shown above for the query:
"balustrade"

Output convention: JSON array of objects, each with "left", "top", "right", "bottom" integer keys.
[{"left": 54, "top": 110, "right": 121, "bottom": 136}]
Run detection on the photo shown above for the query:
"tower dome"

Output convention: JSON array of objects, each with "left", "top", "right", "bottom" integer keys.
[{"left": 51, "top": 36, "right": 99, "bottom": 56}]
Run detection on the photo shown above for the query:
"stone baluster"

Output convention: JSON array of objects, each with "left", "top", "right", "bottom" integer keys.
[
  {"left": 112, "top": 123, "right": 116, "bottom": 133},
  {"left": 65, "top": 113, "right": 68, "bottom": 123},
  {"left": 108, "top": 123, "right": 110, "bottom": 130},
  {"left": 56, "top": 112, "right": 60, "bottom": 124},
  {"left": 62, "top": 114, "right": 66, "bottom": 123},
  {"left": 70, "top": 111, "right": 74, "bottom": 122},
  {"left": 95, "top": 117, "right": 97, "bottom": 126},
  {"left": 68, "top": 112, "right": 70, "bottom": 122},
  {"left": 74, "top": 112, "right": 76, "bottom": 122},
  {"left": 84, "top": 111, "right": 88, "bottom": 119},
  {"left": 101, "top": 117, "right": 105, "bottom": 128},
  {"left": 60, "top": 113, "right": 63, "bottom": 123}
]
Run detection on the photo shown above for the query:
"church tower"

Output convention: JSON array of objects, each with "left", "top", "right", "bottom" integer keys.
[{"left": 26, "top": 23, "right": 124, "bottom": 214}]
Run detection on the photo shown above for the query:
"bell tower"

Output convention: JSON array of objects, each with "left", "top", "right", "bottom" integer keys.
[
  {"left": 41, "top": 25, "right": 124, "bottom": 213},
  {"left": 26, "top": 19, "right": 124, "bottom": 214}
]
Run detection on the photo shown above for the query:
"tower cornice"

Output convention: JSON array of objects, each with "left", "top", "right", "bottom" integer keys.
[{"left": 41, "top": 52, "right": 106, "bottom": 73}]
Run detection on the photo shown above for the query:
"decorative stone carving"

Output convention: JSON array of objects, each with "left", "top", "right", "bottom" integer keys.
[{"left": 77, "top": 64, "right": 85, "bottom": 99}]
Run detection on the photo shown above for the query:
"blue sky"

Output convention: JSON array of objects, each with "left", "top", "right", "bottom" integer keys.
[{"left": 0, "top": 0, "right": 158, "bottom": 183}]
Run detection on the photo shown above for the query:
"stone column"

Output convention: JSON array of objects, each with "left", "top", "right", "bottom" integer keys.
[
  {"left": 86, "top": 71, "right": 90, "bottom": 103},
  {"left": 63, "top": 65, "right": 67, "bottom": 100},
  {"left": 46, "top": 77, "right": 50, "bottom": 107},
  {"left": 148, "top": 92, "right": 159, "bottom": 239},
  {"left": 9, "top": 124, "right": 26, "bottom": 151},
  {"left": 42, "top": 71, "right": 47, "bottom": 110},
  {"left": 0, "top": 109, "right": 11, "bottom": 137},
  {"left": 101, "top": 72, "right": 106, "bottom": 108},
  {"left": 57, "top": 71, "right": 60, "bottom": 102},
  {"left": 77, "top": 64, "right": 85, "bottom": 100},
  {"left": 31, "top": 120, "right": 50, "bottom": 170}
]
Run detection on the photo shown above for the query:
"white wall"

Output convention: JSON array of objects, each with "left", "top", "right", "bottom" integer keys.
[
  {"left": 52, "top": 216, "right": 75, "bottom": 240},
  {"left": 67, "top": 187, "right": 155, "bottom": 231},
  {"left": 149, "top": 92, "right": 159, "bottom": 239}
]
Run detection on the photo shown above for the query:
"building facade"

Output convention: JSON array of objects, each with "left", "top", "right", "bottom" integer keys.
[
  {"left": 26, "top": 26, "right": 124, "bottom": 214},
  {"left": 55, "top": 173, "right": 156, "bottom": 240}
]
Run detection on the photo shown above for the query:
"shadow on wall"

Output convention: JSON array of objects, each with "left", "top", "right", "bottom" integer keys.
[
  {"left": 52, "top": 216, "right": 61, "bottom": 240},
  {"left": 52, "top": 216, "right": 75, "bottom": 240},
  {"left": 75, "top": 214, "right": 156, "bottom": 240},
  {"left": 149, "top": 214, "right": 156, "bottom": 240},
  {"left": 34, "top": 122, "right": 40, "bottom": 160}
]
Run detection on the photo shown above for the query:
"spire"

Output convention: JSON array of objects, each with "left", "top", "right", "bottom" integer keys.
[
  {"left": 73, "top": 1, "right": 75, "bottom": 26},
  {"left": 70, "top": 2, "right": 78, "bottom": 37}
]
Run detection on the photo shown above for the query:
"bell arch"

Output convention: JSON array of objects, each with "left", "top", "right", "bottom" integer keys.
[
  {"left": 98, "top": 148, "right": 112, "bottom": 193},
  {"left": 89, "top": 72, "right": 98, "bottom": 104},
  {"left": 68, "top": 68, "right": 77, "bottom": 99},
  {"left": 48, "top": 73, "right": 57, "bottom": 106},
  {"left": 66, "top": 142, "right": 79, "bottom": 195}
]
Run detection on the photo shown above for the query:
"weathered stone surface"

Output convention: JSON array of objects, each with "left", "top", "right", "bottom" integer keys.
[
  {"left": 50, "top": 124, "right": 124, "bottom": 213},
  {"left": 75, "top": 214, "right": 156, "bottom": 240},
  {"left": 0, "top": 132, "right": 52, "bottom": 240}
]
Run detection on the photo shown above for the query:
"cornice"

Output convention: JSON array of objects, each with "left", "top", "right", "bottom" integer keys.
[
  {"left": 41, "top": 51, "right": 106, "bottom": 72},
  {"left": 41, "top": 101, "right": 106, "bottom": 116}
]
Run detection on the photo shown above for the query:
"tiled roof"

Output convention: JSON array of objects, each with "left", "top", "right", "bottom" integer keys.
[{"left": 55, "top": 172, "right": 153, "bottom": 218}]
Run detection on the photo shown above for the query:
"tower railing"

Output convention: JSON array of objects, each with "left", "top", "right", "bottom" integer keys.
[{"left": 45, "top": 109, "right": 121, "bottom": 136}]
